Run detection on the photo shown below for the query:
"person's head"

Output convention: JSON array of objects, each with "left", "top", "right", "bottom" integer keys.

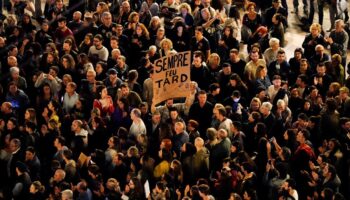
[
  {"left": 335, "top": 19, "right": 344, "bottom": 32},
  {"left": 30, "top": 181, "right": 45, "bottom": 194},
  {"left": 272, "top": 75, "right": 281, "bottom": 87},
  {"left": 269, "top": 38, "right": 280, "bottom": 50},
  {"left": 179, "top": 3, "right": 191, "bottom": 15},
  {"left": 54, "top": 136, "right": 66, "bottom": 148},
  {"left": 198, "top": 184, "right": 210, "bottom": 197},
  {"left": 71, "top": 120, "right": 83, "bottom": 132},
  {"left": 294, "top": 48, "right": 303, "bottom": 59},
  {"left": 25, "top": 146, "right": 36, "bottom": 161},
  {"left": 62, "top": 39, "right": 73, "bottom": 52},
  {"left": 249, "top": 50, "right": 259, "bottom": 62},
  {"left": 331, "top": 53, "right": 342, "bottom": 66},
  {"left": 130, "top": 108, "right": 141, "bottom": 121},
  {"left": 197, "top": 90, "right": 207, "bottom": 104},
  {"left": 218, "top": 128, "right": 228, "bottom": 140},
  {"left": 195, "top": 26, "right": 204, "bottom": 39},
  {"left": 255, "top": 65, "right": 267, "bottom": 79},
  {"left": 61, "top": 189, "right": 73, "bottom": 200},
  {"left": 120, "top": 83, "right": 130, "bottom": 96},
  {"left": 65, "top": 82, "right": 76, "bottom": 94},
  {"left": 222, "top": 63, "right": 232, "bottom": 75},
  {"left": 339, "top": 87, "right": 349, "bottom": 100},
  {"left": 152, "top": 111, "right": 161, "bottom": 124},
  {"left": 121, "top": 1, "right": 131, "bottom": 12},
  {"left": 314, "top": 45, "right": 324, "bottom": 57},
  {"left": 209, "top": 83, "right": 220, "bottom": 95},
  {"left": 272, "top": 13, "right": 283, "bottom": 24},
  {"left": 93, "top": 34, "right": 103, "bottom": 48},
  {"left": 213, "top": 104, "right": 226, "bottom": 120},
  {"left": 8, "top": 81, "right": 18, "bottom": 95},
  {"left": 229, "top": 48, "right": 240, "bottom": 61},
  {"left": 206, "top": 127, "right": 218, "bottom": 141},
  {"left": 53, "top": 168, "right": 66, "bottom": 182},
  {"left": 174, "top": 121, "right": 185, "bottom": 134},
  {"left": 317, "top": 62, "right": 326, "bottom": 75},
  {"left": 49, "top": 66, "right": 59, "bottom": 77},
  {"left": 57, "top": 17, "right": 67, "bottom": 29},
  {"left": 7, "top": 56, "right": 17, "bottom": 67},
  {"left": 272, "top": 0, "right": 281, "bottom": 7},
  {"left": 276, "top": 49, "right": 286, "bottom": 63},
  {"left": 200, "top": 8, "right": 211, "bottom": 20},
  {"left": 117, "top": 55, "right": 126, "bottom": 66},
  {"left": 322, "top": 163, "right": 337, "bottom": 179},
  {"left": 296, "top": 129, "right": 310, "bottom": 144},
  {"left": 260, "top": 102, "right": 272, "bottom": 116},
  {"left": 160, "top": 38, "right": 172, "bottom": 51},
  {"left": 86, "top": 70, "right": 96, "bottom": 82},
  {"left": 208, "top": 53, "right": 221, "bottom": 67},
  {"left": 193, "top": 51, "right": 203, "bottom": 66},
  {"left": 245, "top": 2, "right": 256, "bottom": 13},
  {"left": 73, "top": 11, "right": 81, "bottom": 21},
  {"left": 128, "top": 11, "right": 139, "bottom": 24},
  {"left": 310, "top": 23, "right": 322, "bottom": 36}
]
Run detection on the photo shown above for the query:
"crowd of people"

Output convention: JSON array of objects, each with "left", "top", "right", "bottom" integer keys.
[{"left": 0, "top": 0, "right": 349, "bottom": 199}]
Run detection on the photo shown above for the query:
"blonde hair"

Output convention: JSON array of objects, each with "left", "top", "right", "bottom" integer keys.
[
  {"left": 309, "top": 23, "right": 322, "bottom": 33},
  {"left": 160, "top": 38, "right": 173, "bottom": 50},
  {"left": 179, "top": 3, "right": 192, "bottom": 14},
  {"left": 208, "top": 53, "right": 221, "bottom": 66}
]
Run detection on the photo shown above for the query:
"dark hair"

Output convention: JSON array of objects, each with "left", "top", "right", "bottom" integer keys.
[{"left": 94, "top": 34, "right": 104, "bottom": 41}]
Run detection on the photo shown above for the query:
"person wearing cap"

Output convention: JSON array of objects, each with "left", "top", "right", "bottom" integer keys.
[
  {"left": 54, "top": 17, "right": 73, "bottom": 47},
  {"left": 104, "top": 68, "right": 123, "bottom": 99},
  {"left": 12, "top": 161, "right": 32, "bottom": 200}
]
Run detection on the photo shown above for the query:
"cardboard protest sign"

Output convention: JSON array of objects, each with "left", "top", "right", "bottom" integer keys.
[{"left": 153, "top": 51, "right": 191, "bottom": 105}]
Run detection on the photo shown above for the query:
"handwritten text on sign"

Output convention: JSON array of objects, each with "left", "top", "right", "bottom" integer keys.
[{"left": 153, "top": 51, "right": 191, "bottom": 105}]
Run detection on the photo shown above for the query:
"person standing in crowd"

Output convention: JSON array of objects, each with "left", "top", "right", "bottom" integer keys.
[{"left": 0, "top": 1, "right": 349, "bottom": 200}]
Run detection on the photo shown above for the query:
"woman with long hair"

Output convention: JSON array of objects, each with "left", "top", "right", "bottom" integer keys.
[
  {"left": 172, "top": 21, "right": 191, "bottom": 52},
  {"left": 218, "top": 25, "right": 239, "bottom": 61},
  {"left": 129, "top": 23, "right": 150, "bottom": 68},
  {"left": 79, "top": 33, "right": 94, "bottom": 54},
  {"left": 125, "top": 177, "right": 144, "bottom": 200},
  {"left": 93, "top": 85, "right": 115, "bottom": 117},
  {"left": 112, "top": 98, "right": 132, "bottom": 131},
  {"left": 224, "top": 73, "right": 249, "bottom": 100},
  {"left": 59, "top": 54, "right": 76, "bottom": 78},
  {"left": 254, "top": 65, "right": 271, "bottom": 91}
]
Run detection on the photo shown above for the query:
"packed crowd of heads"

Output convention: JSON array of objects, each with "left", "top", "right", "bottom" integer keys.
[{"left": 0, "top": 0, "right": 349, "bottom": 199}]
